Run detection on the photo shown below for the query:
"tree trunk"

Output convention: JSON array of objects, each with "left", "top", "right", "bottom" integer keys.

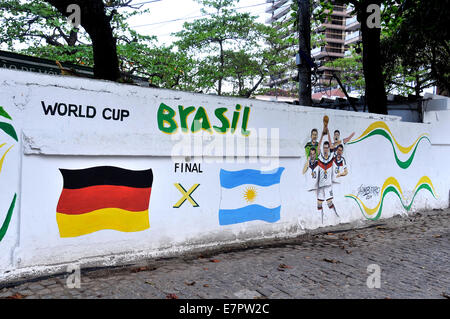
[
  {"left": 356, "top": 0, "right": 387, "bottom": 114},
  {"left": 415, "top": 75, "right": 423, "bottom": 122},
  {"left": 82, "top": 11, "right": 121, "bottom": 81},
  {"left": 245, "top": 75, "right": 265, "bottom": 98},
  {"left": 297, "top": 0, "right": 312, "bottom": 106},
  {"left": 45, "top": 0, "right": 121, "bottom": 81},
  {"left": 218, "top": 40, "right": 224, "bottom": 96}
]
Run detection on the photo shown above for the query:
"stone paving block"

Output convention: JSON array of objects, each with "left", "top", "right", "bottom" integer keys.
[
  {"left": 17, "top": 289, "right": 33, "bottom": 296},
  {"left": 39, "top": 279, "right": 58, "bottom": 286},
  {"left": 36, "top": 288, "right": 52, "bottom": 295},
  {"left": 0, "top": 209, "right": 449, "bottom": 299},
  {"left": 27, "top": 283, "right": 45, "bottom": 291},
  {"left": 233, "top": 289, "right": 262, "bottom": 299}
]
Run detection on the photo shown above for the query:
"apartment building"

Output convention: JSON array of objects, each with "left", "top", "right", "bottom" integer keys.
[
  {"left": 311, "top": 1, "right": 347, "bottom": 89},
  {"left": 344, "top": 7, "right": 362, "bottom": 50},
  {"left": 265, "top": 0, "right": 362, "bottom": 95},
  {"left": 266, "top": 0, "right": 292, "bottom": 25},
  {"left": 265, "top": 0, "right": 297, "bottom": 92}
]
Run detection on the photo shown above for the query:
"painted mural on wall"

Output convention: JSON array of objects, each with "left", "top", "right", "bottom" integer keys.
[
  {"left": 157, "top": 103, "right": 251, "bottom": 136},
  {"left": 345, "top": 121, "right": 436, "bottom": 220},
  {"left": 33, "top": 99, "right": 442, "bottom": 243},
  {"left": 0, "top": 106, "right": 17, "bottom": 242},
  {"left": 56, "top": 166, "right": 153, "bottom": 238},
  {"left": 302, "top": 117, "right": 438, "bottom": 222},
  {"left": 2, "top": 66, "right": 449, "bottom": 275},
  {"left": 173, "top": 183, "right": 200, "bottom": 208},
  {"left": 49, "top": 110, "right": 440, "bottom": 238},
  {"left": 347, "top": 121, "right": 431, "bottom": 169},
  {"left": 346, "top": 177, "right": 437, "bottom": 221},
  {"left": 303, "top": 116, "right": 354, "bottom": 223},
  {"left": 218, "top": 168, "right": 285, "bottom": 225}
]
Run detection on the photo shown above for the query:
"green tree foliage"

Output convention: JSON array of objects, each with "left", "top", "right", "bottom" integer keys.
[
  {"left": 288, "top": 0, "right": 334, "bottom": 48},
  {"left": 0, "top": 0, "right": 137, "bottom": 79},
  {"left": 173, "top": 0, "right": 291, "bottom": 97},
  {"left": 381, "top": 0, "right": 450, "bottom": 96},
  {"left": 0, "top": 0, "right": 90, "bottom": 62},
  {"left": 324, "top": 0, "right": 449, "bottom": 102},
  {"left": 0, "top": 0, "right": 294, "bottom": 96},
  {"left": 279, "top": 0, "right": 333, "bottom": 99},
  {"left": 0, "top": 0, "right": 191, "bottom": 85},
  {"left": 324, "top": 47, "right": 365, "bottom": 94},
  {"left": 117, "top": 37, "right": 197, "bottom": 89}
]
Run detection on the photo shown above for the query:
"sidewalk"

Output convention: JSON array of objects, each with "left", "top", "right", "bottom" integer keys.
[{"left": 1, "top": 209, "right": 449, "bottom": 299}]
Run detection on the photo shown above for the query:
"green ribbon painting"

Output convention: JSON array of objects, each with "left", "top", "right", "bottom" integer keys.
[
  {"left": 0, "top": 194, "right": 17, "bottom": 241},
  {"left": 347, "top": 121, "right": 431, "bottom": 169},
  {"left": 0, "top": 106, "right": 17, "bottom": 242},
  {"left": 346, "top": 176, "right": 438, "bottom": 221}
]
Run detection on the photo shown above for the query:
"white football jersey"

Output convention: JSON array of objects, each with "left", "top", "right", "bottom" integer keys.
[
  {"left": 318, "top": 152, "right": 334, "bottom": 188},
  {"left": 332, "top": 156, "right": 347, "bottom": 183},
  {"left": 305, "top": 159, "right": 319, "bottom": 191}
]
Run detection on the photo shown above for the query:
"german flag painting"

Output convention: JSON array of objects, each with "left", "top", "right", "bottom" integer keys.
[{"left": 56, "top": 166, "right": 153, "bottom": 238}]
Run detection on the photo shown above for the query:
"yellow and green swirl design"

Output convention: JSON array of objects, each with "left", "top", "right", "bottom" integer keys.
[
  {"left": 0, "top": 106, "right": 17, "bottom": 242},
  {"left": 348, "top": 121, "right": 430, "bottom": 169},
  {"left": 346, "top": 176, "right": 437, "bottom": 221}
]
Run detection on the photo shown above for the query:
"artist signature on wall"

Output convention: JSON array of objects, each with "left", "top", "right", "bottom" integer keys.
[{"left": 357, "top": 185, "right": 381, "bottom": 200}]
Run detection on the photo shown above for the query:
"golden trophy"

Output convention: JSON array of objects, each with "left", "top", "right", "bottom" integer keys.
[{"left": 323, "top": 115, "right": 329, "bottom": 135}]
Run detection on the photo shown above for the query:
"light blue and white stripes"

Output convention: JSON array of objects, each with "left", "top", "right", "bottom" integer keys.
[{"left": 219, "top": 167, "right": 285, "bottom": 226}]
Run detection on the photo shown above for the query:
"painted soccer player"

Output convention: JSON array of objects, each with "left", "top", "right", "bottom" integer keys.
[
  {"left": 303, "top": 147, "right": 319, "bottom": 191},
  {"left": 332, "top": 144, "right": 348, "bottom": 183},
  {"left": 317, "top": 139, "right": 339, "bottom": 223},
  {"left": 305, "top": 128, "right": 319, "bottom": 159},
  {"left": 331, "top": 130, "right": 355, "bottom": 153}
]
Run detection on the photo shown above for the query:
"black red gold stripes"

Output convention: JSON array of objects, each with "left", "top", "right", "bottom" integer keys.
[
  {"left": 56, "top": 166, "right": 153, "bottom": 238},
  {"left": 60, "top": 166, "right": 153, "bottom": 189},
  {"left": 318, "top": 161, "right": 333, "bottom": 170},
  {"left": 57, "top": 185, "right": 152, "bottom": 215}
]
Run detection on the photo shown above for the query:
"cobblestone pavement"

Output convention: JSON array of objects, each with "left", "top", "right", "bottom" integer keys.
[{"left": 1, "top": 209, "right": 449, "bottom": 299}]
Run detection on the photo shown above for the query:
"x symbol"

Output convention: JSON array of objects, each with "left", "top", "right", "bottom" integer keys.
[{"left": 173, "top": 183, "right": 200, "bottom": 208}]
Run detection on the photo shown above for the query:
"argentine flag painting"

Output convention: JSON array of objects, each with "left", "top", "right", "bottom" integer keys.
[{"left": 219, "top": 167, "right": 285, "bottom": 226}]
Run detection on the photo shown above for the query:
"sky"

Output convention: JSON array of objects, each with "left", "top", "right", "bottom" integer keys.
[{"left": 126, "top": 0, "right": 270, "bottom": 45}]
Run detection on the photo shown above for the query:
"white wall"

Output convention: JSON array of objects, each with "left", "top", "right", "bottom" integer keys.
[{"left": 0, "top": 69, "right": 448, "bottom": 281}]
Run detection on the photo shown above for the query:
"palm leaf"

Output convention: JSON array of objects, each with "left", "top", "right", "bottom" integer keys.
[
  {"left": 0, "top": 122, "right": 18, "bottom": 142},
  {"left": 0, "top": 107, "right": 12, "bottom": 120}
]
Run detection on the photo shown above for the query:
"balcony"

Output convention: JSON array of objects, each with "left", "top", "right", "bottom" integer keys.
[
  {"left": 324, "top": 33, "right": 345, "bottom": 44},
  {"left": 265, "top": 0, "right": 290, "bottom": 13},
  {"left": 346, "top": 16, "right": 357, "bottom": 26},
  {"left": 318, "top": 65, "right": 338, "bottom": 72},
  {"left": 266, "top": 4, "right": 291, "bottom": 24},
  {"left": 311, "top": 47, "right": 344, "bottom": 59},
  {"left": 345, "top": 31, "right": 362, "bottom": 45},
  {"left": 315, "top": 22, "right": 346, "bottom": 31},
  {"left": 323, "top": 6, "right": 349, "bottom": 17},
  {"left": 311, "top": 47, "right": 322, "bottom": 55},
  {"left": 346, "top": 5, "right": 355, "bottom": 15},
  {"left": 345, "top": 16, "right": 360, "bottom": 31}
]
